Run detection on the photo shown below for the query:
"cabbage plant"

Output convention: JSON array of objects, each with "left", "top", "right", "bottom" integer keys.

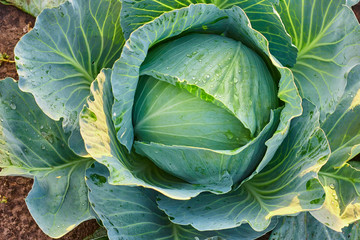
[{"left": 1, "top": 0, "right": 360, "bottom": 239}]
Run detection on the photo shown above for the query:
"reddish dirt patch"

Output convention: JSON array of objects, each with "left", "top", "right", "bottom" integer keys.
[
  {"left": 353, "top": 3, "right": 360, "bottom": 22},
  {"left": 0, "top": 3, "right": 34, "bottom": 79},
  {"left": 1, "top": 2, "right": 360, "bottom": 240}
]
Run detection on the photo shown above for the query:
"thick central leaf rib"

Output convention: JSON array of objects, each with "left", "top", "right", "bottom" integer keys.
[{"left": 133, "top": 76, "right": 250, "bottom": 150}]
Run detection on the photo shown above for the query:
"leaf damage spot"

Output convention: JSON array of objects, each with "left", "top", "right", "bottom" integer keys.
[{"left": 349, "top": 89, "right": 360, "bottom": 110}]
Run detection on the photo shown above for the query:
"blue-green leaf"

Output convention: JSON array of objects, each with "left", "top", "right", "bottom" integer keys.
[
  {"left": 86, "top": 162, "right": 277, "bottom": 240},
  {"left": 157, "top": 100, "right": 330, "bottom": 231},
  {"left": 0, "top": 78, "right": 94, "bottom": 238},
  {"left": 321, "top": 65, "right": 360, "bottom": 168},
  {"left": 15, "top": 0, "right": 124, "bottom": 156},
  {"left": 26, "top": 159, "right": 94, "bottom": 237},
  {"left": 270, "top": 213, "right": 360, "bottom": 240},
  {"left": 347, "top": 0, "right": 360, "bottom": 7},
  {"left": 275, "top": 0, "right": 360, "bottom": 121},
  {"left": 309, "top": 65, "right": 360, "bottom": 231},
  {"left": 1, "top": 0, "right": 66, "bottom": 16},
  {"left": 311, "top": 162, "right": 360, "bottom": 231},
  {"left": 121, "top": 0, "right": 297, "bottom": 66}
]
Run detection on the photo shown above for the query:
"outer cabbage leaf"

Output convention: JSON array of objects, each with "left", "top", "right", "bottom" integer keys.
[
  {"left": 347, "top": 0, "right": 360, "bottom": 7},
  {"left": 320, "top": 65, "right": 360, "bottom": 169},
  {"left": 311, "top": 162, "right": 360, "bottom": 232},
  {"left": 275, "top": 0, "right": 360, "bottom": 121},
  {"left": 86, "top": 162, "right": 277, "bottom": 240},
  {"left": 15, "top": 0, "right": 124, "bottom": 156},
  {"left": 121, "top": 0, "right": 297, "bottom": 67},
  {"left": 0, "top": 0, "right": 66, "bottom": 16},
  {"left": 80, "top": 69, "right": 233, "bottom": 199},
  {"left": 270, "top": 213, "right": 360, "bottom": 240},
  {"left": 0, "top": 78, "right": 94, "bottom": 238},
  {"left": 309, "top": 65, "right": 360, "bottom": 231},
  {"left": 157, "top": 100, "right": 330, "bottom": 231}
]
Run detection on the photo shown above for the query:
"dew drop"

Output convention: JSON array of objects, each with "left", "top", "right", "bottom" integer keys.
[
  {"left": 9, "top": 102, "right": 16, "bottom": 110},
  {"left": 205, "top": 74, "right": 210, "bottom": 79},
  {"left": 329, "top": 183, "right": 335, "bottom": 190},
  {"left": 225, "top": 131, "right": 234, "bottom": 140},
  {"left": 41, "top": 145, "right": 46, "bottom": 150}
]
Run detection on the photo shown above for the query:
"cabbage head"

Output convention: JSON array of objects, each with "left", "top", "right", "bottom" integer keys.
[{"left": 1, "top": 0, "right": 360, "bottom": 239}]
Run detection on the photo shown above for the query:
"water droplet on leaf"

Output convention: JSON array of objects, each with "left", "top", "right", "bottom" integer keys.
[{"left": 9, "top": 102, "right": 16, "bottom": 110}]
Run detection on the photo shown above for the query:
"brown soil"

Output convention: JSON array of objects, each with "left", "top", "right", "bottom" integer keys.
[
  {"left": 0, "top": 3, "right": 33, "bottom": 79},
  {"left": 1, "top": 2, "right": 360, "bottom": 240}
]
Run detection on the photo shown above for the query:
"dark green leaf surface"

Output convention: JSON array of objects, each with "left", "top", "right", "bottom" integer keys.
[
  {"left": 0, "top": 78, "right": 93, "bottom": 238},
  {"left": 86, "top": 162, "right": 277, "bottom": 240},
  {"left": 157, "top": 100, "right": 330, "bottom": 231},
  {"left": 121, "top": 0, "right": 297, "bottom": 66},
  {"left": 276, "top": 0, "right": 360, "bottom": 121},
  {"left": 15, "top": 0, "right": 124, "bottom": 155},
  {"left": 270, "top": 213, "right": 360, "bottom": 240}
]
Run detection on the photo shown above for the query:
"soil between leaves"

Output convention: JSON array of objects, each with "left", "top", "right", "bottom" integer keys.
[{"left": 1, "top": 2, "right": 360, "bottom": 240}]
